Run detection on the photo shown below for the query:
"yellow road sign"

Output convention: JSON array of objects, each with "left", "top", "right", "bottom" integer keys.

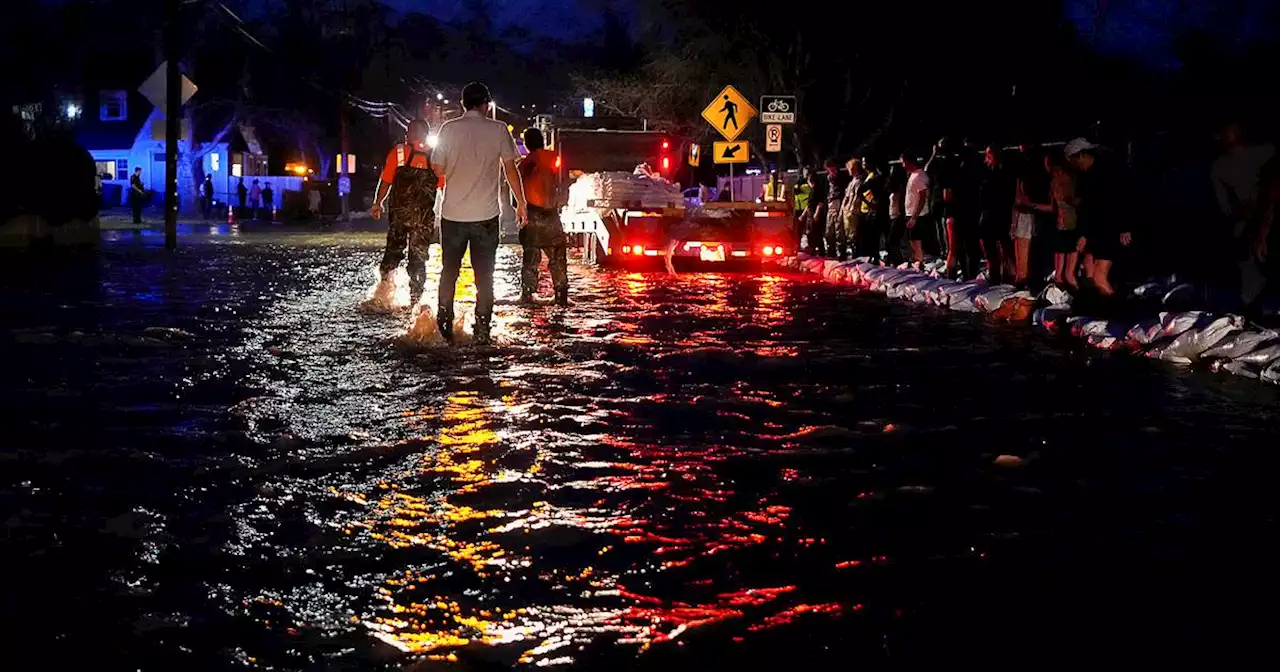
[
  {"left": 689, "top": 144, "right": 701, "bottom": 167},
  {"left": 702, "top": 85, "right": 756, "bottom": 142},
  {"left": 713, "top": 141, "right": 750, "bottom": 164}
]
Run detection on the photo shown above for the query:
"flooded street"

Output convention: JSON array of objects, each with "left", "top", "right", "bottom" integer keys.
[{"left": 3, "top": 224, "right": 1278, "bottom": 669}]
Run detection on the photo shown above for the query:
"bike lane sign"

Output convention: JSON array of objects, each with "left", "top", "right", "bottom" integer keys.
[{"left": 760, "top": 95, "right": 796, "bottom": 124}]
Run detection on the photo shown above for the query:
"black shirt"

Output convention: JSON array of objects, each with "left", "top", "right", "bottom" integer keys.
[{"left": 1076, "top": 156, "right": 1131, "bottom": 238}]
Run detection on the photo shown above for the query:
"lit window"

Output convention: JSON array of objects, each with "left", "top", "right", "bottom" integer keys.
[
  {"left": 94, "top": 160, "right": 117, "bottom": 179},
  {"left": 231, "top": 163, "right": 242, "bottom": 177},
  {"left": 210, "top": 153, "right": 220, "bottom": 171},
  {"left": 99, "top": 90, "right": 127, "bottom": 122}
]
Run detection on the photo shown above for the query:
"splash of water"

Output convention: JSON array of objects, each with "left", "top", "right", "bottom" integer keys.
[{"left": 358, "top": 268, "right": 412, "bottom": 313}]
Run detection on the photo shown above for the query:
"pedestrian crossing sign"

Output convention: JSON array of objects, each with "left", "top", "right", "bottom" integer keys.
[{"left": 702, "top": 85, "right": 755, "bottom": 142}]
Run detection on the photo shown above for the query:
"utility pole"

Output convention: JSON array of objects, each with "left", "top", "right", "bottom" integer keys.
[
  {"left": 164, "top": 0, "right": 181, "bottom": 250},
  {"left": 339, "top": 0, "right": 350, "bottom": 221}
]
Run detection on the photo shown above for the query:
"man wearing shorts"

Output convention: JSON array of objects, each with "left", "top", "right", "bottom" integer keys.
[
  {"left": 1067, "top": 137, "right": 1132, "bottom": 296},
  {"left": 902, "top": 153, "right": 932, "bottom": 265}
]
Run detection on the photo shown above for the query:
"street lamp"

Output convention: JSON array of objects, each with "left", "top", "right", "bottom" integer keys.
[
  {"left": 437, "top": 92, "right": 443, "bottom": 101},
  {"left": 65, "top": 103, "right": 81, "bottom": 119}
]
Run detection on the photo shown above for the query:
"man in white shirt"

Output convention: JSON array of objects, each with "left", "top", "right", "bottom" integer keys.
[
  {"left": 902, "top": 153, "right": 932, "bottom": 264},
  {"left": 1212, "top": 120, "right": 1275, "bottom": 308},
  {"left": 430, "top": 81, "right": 528, "bottom": 345}
]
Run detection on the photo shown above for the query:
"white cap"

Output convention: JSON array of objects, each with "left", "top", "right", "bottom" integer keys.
[{"left": 1064, "top": 137, "right": 1098, "bottom": 157}]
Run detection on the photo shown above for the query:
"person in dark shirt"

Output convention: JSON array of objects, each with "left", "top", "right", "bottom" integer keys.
[
  {"left": 201, "top": 175, "right": 214, "bottom": 220},
  {"left": 855, "top": 156, "right": 887, "bottom": 261},
  {"left": 977, "top": 146, "right": 1016, "bottom": 285},
  {"left": 261, "top": 182, "right": 274, "bottom": 221},
  {"left": 1067, "top": 138, "right": 1133, "bottom": 296},
  {"left": 236, "top": 178, "right": 247, "bottom": 219},
  {"left": 129, "top": 167, "right": 146, "bottom": 224},
  {"left": 803, "top": 170, "right": 829, "bottom": 255},
  {"left": 926, "top": 137, "right": 981, "bottom": 278}
]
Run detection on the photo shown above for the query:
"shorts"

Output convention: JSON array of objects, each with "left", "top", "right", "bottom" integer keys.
[
  {"left": 1056, "top": 228, "right": 1081, "bottom": 253},
  {"left": 1012, "top": 213, "right": 1034, "bottom": 240},
  {"left": 907, "top": 214, "right": 932, "bottom": 241}
]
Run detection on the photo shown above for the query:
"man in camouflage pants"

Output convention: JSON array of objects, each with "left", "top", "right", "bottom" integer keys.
[
  {"left": 517, "top": 128, "right": 569, "bottom": 306},
  {"left": 372, "top": 119, "right": 439, "bottom": 299}
]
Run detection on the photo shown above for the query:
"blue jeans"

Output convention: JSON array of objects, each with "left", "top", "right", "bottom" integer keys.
[{"left": 438, "top": 217, "right": 500, "bottom": 322}]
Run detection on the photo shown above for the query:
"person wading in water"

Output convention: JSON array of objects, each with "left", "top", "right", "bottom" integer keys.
[
  {"left": 371, "top": 119, "right": 440, "bottom": 301},
  {"left": 517, "top": 127, "right": 569, "bottom": 306}
]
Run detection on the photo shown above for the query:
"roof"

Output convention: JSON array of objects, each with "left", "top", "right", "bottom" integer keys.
[{"left": 74, "top": 89, "right": 153, "bottom": 151}]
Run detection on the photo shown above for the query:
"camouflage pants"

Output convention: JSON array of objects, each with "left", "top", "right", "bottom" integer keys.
[
  {"left": 521, "top": 245, "right": 569, "bottom": 294},
  {"left": 380, "top": 212, "right": 435, "bottom": 289}
]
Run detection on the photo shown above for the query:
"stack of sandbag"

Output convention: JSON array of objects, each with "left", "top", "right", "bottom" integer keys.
[{"left": 566, "top": 171, "right": 683, "bottom": 211}]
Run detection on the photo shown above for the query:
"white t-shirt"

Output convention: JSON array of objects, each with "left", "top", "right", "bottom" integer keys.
[
  {"left": 432, "top": 110, "right": 519, "bottom": 222},
  {"left": 888, "top": 192, "right": 902, "bottom": 218},
  {"left": 905, "top": 168, "right": 930, "bottom": 217}
]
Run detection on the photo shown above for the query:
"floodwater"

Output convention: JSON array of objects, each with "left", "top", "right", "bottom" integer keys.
[{"left": 2, "top": 223, "right": 1278, "bottom": 669}]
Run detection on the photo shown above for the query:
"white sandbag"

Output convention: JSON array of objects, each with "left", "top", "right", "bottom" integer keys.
[
  {"left": 897, "top": 276, "right": 938, "bottom": 301},
  {"left": 1262, "top": 359, "right": 1280, "bottom": 385},
  {"left": 974, "top": 286, "right": 1020, "bottom": 313},
  {"left": 1033, "top": 306, "right": 1073, "bottom": 331},
  {"left": 822, "top": 259, "right": 844, "bottom": 277},
  {"left": 849, "top": 262, "right": 878, "bottom": 286},
  {"left": 912, "top": 278, "right": 948, "bottom": 304},
  {"left": 1132, "top": 281, "right": 1171, "bottom": 299},
  {"left": 1200, "top": 329, "right": 1279, "bottom": 361},
  {"left": 871, "top": 269, "right": 912, "bottom": 293},
  {"left": 1229, "top": 342, "right": 1280, "bottom": 367},
  {"left": 1158, "top": 315, "right": 1244, "bottom": 362},
  {"left": 1158, "top": 311, "right": 1210, "bottom": 339},
  {"left": 1087, "top": 334, "right": 1127, "bottom": 351},
  {"left": 1039, "top": 284, "right": 1074, "bottom": 307},
  {"left": 1220, "top": 360, "right": 1261, "bottom": 379},
  {"left": 1070, "top": 318, "right": 1130, "bottom": 339},
  {"left": 948, "top": 285, "right": 987, "bottom": 312},
  {"left": 802, "top": 258, "right": 826, "bottom": 273},
  {"left": 1126, "top": 317, "right": 1165, "bottom": 346},
  {"left": 924, "top": 279, "right": 959, "bottom": 305}
]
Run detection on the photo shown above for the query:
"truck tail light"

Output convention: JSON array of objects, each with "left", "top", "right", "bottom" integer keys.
[
  {"left": 662, "top": 156, "right": 670, "bottom": 171},
  {"left": 632, "top": 245, "right": 645, "bottom": 256}
]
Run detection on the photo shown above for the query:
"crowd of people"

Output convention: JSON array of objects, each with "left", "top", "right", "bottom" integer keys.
[{"left": 794, "top": 122, "right": 1279, "bottom": 316}]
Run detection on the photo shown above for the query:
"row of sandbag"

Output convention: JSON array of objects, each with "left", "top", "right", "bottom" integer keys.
[
  {"left": 784, "top": 253, "right": 1280, "bottom": 385},
  {"left": 782, "top": 255, "right": 1036, "bottom": 313}
]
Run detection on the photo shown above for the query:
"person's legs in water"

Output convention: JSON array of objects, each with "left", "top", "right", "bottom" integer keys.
[
  {"left": 520, "top": 244, "right": 542, "bottom": 305},
  {"left": 436, "top": 219, "right": 469, "bottom": 342},
  {"left": 548, "top": 245, "right": 569, "bottom": 306},
  {"left": 405, "top": 221, "right": 432, "bottom": 300},
  {"left": 469, "top": 218, "right": 501, "bottom": 345},
  {"left": 886, "top": 216, "right": 907, "bottom": 265},
  {"left": 380, "top": 214, "right": 410, "bottom": 283}
]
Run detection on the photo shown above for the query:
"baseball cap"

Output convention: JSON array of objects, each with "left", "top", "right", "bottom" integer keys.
[{"left": 1064, "top": 137, "right": 1098, "bottom": 157}]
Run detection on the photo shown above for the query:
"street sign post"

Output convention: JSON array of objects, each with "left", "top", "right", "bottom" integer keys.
[
  {"left": 689, "top": 144, "right": 700, "bottom": 167},
  {"left": 759, "top": 95, "right": 796, "bottom": 124},
  {"left": 701, "top": 85, "right": 756, "bottom": 142},
  {"left": 713, "top": 141, "right": 750, "bottom": 164},
  {"left": 765, "top": 124, "right": 783, "bottom": 152}
]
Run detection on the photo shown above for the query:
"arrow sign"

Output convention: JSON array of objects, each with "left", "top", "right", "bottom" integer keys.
[{"left": 713, "top": 140, "right": 749, "bottom": 164}]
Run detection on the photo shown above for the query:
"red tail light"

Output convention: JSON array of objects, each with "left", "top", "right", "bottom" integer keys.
[
  {"left": 662, "top": 139, "right": 669, "bottom": 150},
  {"left": 762, "top": 246, "right": 774, "bottom": 257},
  {"left": 661, "top": 156, "right": 670, "bottom": 171},
  {"left": 632, "top": 245, "right": 645, "bottom": 256},
  {"left": 773, "top": 246, "right": 784, "bottom": 256}
]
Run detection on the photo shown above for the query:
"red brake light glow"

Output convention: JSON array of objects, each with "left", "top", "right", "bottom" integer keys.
[
  {"left": 632, "top": 245, "right": 645, "bottom": 256},
  {"left": 662, "top": 156, "right": 670, "bottom": 171},
  {"left": 773, "top": 246, "right": 784, "bottom": 255},
  {"left": 622, "top": 245, "right": 632, "bottom": 254},
  {"left": 662, "top": 139, "right": 669, "bottom": 150},
  {"left": 762, "top": 246, "right": 774, "bottom": 257}
]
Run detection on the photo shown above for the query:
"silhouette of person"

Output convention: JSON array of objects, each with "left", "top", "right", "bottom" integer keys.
[{"left": 719, "top": 95, "right": 738, "bottom": 131}]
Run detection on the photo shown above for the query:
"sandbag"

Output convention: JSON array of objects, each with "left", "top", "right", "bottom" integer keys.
[
  {"left": 1157, "top": 315, "right": 1244, "bottom": 363},
  {"left": 948, "top": 285, "right": 987, "bottom": 312},
  {"left": 1070, "top": 318, "right": 1130, "bottom": 339},
  {"left": 991, "top": 297, "right": 1037, "bottom": 322},
  {"left": 1262, "top": 359, "right": 1280, "bottom": 385},
  {"left": 1200, "top": 329, "right": 1279, "bottom": 361},
  {"left": 1158, "top": 311, "right": 1210, "bottom": 339},
  {"left": 1132, "top": 281, "right": 1172, "bottom": 300},
  {"left": 1229, "top": 342, "right": 1280, "bottom": 367},
  {"left": 974, "top": 286, "right": 1020, "bottom": 313},
  {"left": 1039, "top": 284, "right": 1074, "bottom": 307},
  {"left": 913, "top": 279, "right": 949, "bottom": 304},
  {"left": 1162, "top": 283, "right": 1199, "bottom": 307},
  {"left": 887, "top": 274, "right": 931, "bottom": 299},
  {"left": 1126, "top": 317, "right": 1165, "bottom": 346},
  {"left": 899, "top": 276, "right": 940, "bottom": 302},
  {"left": 802, "top": 258, "right": 826, "bottom": 273},
  {"left": 1220, "top": 360, "right": 1261, "bottom": 379},
  {"left": 1032, "top": 306, "right": 1073, "bottom": 332},
  {"left": 924, "top": 279, "right": 959, "bottom": 305},
  {"left": 1087, "top": 334, "right": 1128, "bottom": 351}
]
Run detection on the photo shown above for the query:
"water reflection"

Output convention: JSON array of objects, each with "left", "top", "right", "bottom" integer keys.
[{"left": 4, "top": 225, "right": 1277, "bottom": 668}]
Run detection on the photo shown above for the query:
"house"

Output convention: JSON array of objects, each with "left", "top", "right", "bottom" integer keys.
[{"left": 76, "top": 85, "right": 247, "bottom": 207}]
